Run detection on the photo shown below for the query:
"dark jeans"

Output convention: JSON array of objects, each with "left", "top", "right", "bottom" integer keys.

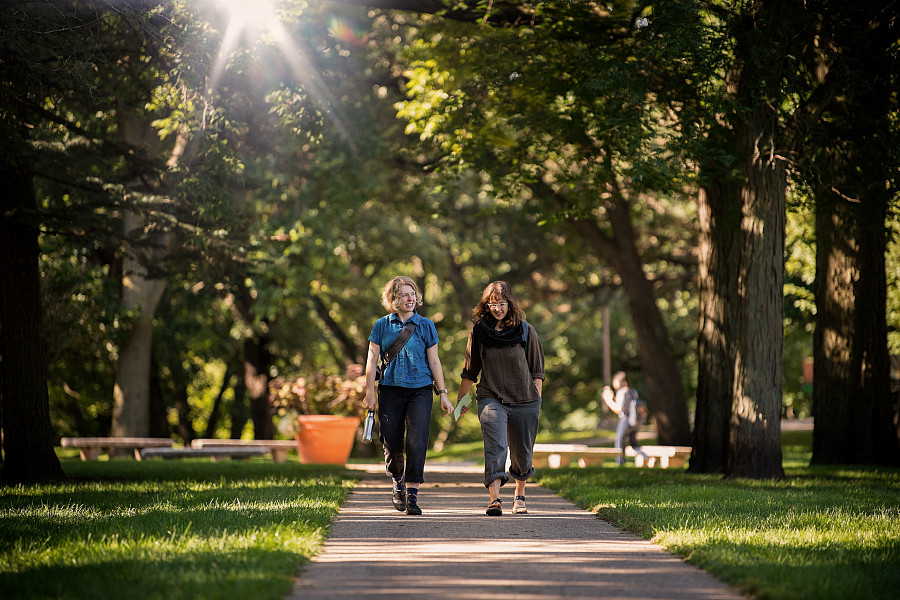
[{"left": 378, "top": 385, "right": 433, "bottom": 485}]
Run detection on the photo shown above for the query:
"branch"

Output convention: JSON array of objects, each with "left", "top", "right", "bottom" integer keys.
[{"left": 327, "top": 0, "right": 537, "bottom": 25}]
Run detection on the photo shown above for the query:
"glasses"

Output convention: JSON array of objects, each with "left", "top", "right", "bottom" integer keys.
[{"left": 487, "top": 302, "right": 508, "bottom": 309}]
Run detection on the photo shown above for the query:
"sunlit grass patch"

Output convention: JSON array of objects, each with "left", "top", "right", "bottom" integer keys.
[
  {"left": 536, "top": 430, "right": 900, "bottom": 600},
  {"left": 0, "top": 461, "right": 357, "bottom": 600}
]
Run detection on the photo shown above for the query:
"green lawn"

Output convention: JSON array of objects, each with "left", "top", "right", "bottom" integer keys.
[
  {"left": 535, "top": 430, "right": 900, "bottom": 600},
  {"left": 0, "top": 460, "right": 357, "bottom": 600},
  {"left": 2, "top": 431, "right": 898, "bottom": 600}
]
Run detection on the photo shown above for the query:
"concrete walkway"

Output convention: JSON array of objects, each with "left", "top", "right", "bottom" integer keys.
[{"left": 287, "top": 463, "right": 745, "bottom": 600}]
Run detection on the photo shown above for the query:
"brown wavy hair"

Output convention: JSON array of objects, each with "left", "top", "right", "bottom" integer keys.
[
  {"left": 472, "top": 281, "right": 525, "bottom": 328},
  {"left": 381, "top": 275, "right": 423, "bottom": 313}
]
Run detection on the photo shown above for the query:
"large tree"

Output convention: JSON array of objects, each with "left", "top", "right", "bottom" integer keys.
[
  {"left": 805, "top": 4, "right": 900, "bottom": 465},
  {"left": 386, "top": 3, "right": 696, "bottom": 444},
  {"left": 0, "top": 1, "right": 117, "bottom": 481}
]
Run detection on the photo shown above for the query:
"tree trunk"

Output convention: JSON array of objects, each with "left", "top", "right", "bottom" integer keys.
[
  {"left": 173, "top": 379, "right": 196, "bottom": 445},
  {"left": 0, "top": 167, "right": 65, "bottom": 482},
  {"left": 812, "top": 161, "right": 899, "bottom": 466},
  {"left": 110, "top": 210, "right": 168, "bottom": 439},
  {"left": 230, "top": 378, "right": 248, "bottom": 439},
  {"left": 569, "top": 197, "right": 692, "bottom": 445},
  {"left": 148, "top": 356, "right": 170, "bottom": 438},
  {"left": 690, "top": 179, "right": 740, "bottom": 474},
  {"left": 726, "top": 114, "right": 786, "bottom": 479},
  {"left": 204, "top": 366, "right": 232, "bottom": 438},
  {"left": 693, "top": 106, "right": 788, "bottom": 480},
  {"left": 807, "top": 15, "right": 900, "bottom": 466},
  {"left": 245, "top": 337, "right": 273, "bottom": 439}
]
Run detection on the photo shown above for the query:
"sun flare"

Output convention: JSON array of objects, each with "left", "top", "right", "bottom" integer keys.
[{"left": 202, "top": 0, "right": 352, "bottom": 144}]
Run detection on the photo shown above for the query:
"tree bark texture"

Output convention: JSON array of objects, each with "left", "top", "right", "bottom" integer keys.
[
  {"left": 690, "top": 180, "right": 739, "bottom": 474},
  {"left": 808, "top": 8, "right": 900, "bottom": 466},
  {"left": 0, "top": 168, "right": 65, "bottom": 482},
  {"left": 726, "top": 114, "right": 786, "bottom": 479},
  {"left": 694, "top": 107, "right": 787, "bottom": 480},
  {"left": 812, "top": 169, "right": 899, "bottom": 466}
]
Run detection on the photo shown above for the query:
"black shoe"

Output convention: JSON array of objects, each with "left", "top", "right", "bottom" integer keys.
[
  {"left": 392, "top": 488, "right": 407, "bottom": 512},
  {"left": 406, "top": 495, "right": 422, "bottom": 515},
  {"left": 486, "top": 498, "right": 502, "bottom": 516}
]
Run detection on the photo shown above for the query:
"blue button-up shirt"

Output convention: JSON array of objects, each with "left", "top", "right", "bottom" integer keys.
[{"left": 368, "top": 312, "right": 438, "bottom": 388}]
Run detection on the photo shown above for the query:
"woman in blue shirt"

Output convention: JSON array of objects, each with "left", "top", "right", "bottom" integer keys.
[{"left": 364, "top": 276, "right": 453, "bottom": 515}]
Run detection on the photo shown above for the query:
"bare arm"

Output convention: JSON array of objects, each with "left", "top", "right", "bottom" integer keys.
[
  {"left": 364, "top": 341, "right": 380, "bottom": 410},
  {"left": 426, "top": 344, "right": 453, "bottom": 416},
  {"left": 602, "top": 386, "right": 622, "bottom": 414}
]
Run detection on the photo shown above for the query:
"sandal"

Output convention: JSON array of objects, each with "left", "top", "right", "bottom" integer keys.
[
  {"left": 486, "top": 498, "right": 502, "bottom": 516},
  {"left": 513, "top": 495, "right": 528, "bottom": 514}
]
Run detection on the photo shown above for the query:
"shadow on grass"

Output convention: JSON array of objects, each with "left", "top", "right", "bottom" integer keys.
[{"left": 0, "top": 547, "right": 301, "bottom": 600}]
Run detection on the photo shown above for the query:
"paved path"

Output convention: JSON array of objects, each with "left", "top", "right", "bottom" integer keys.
[{"left": 287, "top": 463, "right": 744, "bottom": 600}]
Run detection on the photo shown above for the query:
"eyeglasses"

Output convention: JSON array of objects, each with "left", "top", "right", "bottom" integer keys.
[{"left": 487, "top": 302, "right": 508, "bottom": 309}]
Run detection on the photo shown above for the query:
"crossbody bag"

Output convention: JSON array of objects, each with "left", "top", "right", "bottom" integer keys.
[
  {"left": 375, "top": 320, "right": 442, "bottom": 395},
  {"left": 375, "top": 320, "right": 417, "bottom": 381}
]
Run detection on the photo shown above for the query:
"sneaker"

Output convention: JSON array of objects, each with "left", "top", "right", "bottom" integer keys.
[
  {"left": 392, "top": 488, "right": 407, "bottom": 512},
  {"left": 406, "top": 494, "right": 422, "bottom": 515}
]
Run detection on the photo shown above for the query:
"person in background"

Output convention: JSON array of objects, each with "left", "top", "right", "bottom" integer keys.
[
  {"left": 602, "top": 371, "right": 648, "bottom": 466},
  {"left": 364, "top": 276, "right": 453, "bottom": 515},
  {"left": 457, "top": 281, "right": 545, "bottom": 516}
]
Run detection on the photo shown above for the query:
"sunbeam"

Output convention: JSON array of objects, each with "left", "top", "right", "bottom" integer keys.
[{"left": 202, "top": 0, "right": 354, "bottom": 148}]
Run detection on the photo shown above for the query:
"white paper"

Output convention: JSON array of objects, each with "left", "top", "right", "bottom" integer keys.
[{"left": 454, "top": 390, "right": 474, "bottom": 421}]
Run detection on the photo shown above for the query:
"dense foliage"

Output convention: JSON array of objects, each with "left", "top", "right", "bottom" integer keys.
[{"left": 2, "top": 1, "right": 897, "bottom": 470}]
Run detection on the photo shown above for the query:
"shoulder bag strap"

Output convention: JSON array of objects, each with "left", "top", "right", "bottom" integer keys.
[{"left": 383, "top": 320, "right": 417, "bottom": 365}]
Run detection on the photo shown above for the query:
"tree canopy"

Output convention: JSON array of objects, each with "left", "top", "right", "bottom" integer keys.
[{"left": 1, "top": 0, "right": 898, "bottom": 482}]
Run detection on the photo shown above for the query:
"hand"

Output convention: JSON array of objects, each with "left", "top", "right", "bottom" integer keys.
[
  {"left": 364, "top": 389, "right": 377, "bottom": 411},
  {"left": 458, "top": 403, "right": 470, "bottom": 417},
  {"left": 439, "top": 394, "right": 453, "bottom": 416}
]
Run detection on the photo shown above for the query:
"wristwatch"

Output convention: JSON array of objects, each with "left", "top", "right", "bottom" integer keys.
[{"left": 435, "top": 388, "right": 448, "bottom": 395}]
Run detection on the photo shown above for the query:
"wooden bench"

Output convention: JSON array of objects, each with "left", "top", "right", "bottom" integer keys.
[
  {"left": 60, "top": 437, "right": 173, "bottom": 461},
  {"left": 532, "top": 444, "right": 622, "bottom": 468},
  {"left": 625, "top": 445, "right": 692, "bottom": 468},
  {"left": 140, "top": 447, "right": 271, "bottom": 461},
  {"left": 190, "top": 439, "right": 297, "bottom": 463}
]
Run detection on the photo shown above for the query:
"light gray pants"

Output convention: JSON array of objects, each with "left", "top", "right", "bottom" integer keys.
[{"left": 477, "top": 396, "right": 541, "bottom": 488}]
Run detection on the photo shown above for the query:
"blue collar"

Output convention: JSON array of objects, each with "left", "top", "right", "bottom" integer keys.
[{"left": 389, "top": 312, "right": 421, "bottom": 326}]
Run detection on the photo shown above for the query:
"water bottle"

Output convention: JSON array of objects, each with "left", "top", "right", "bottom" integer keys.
[{"left": 362, "top": 410, "right": 375, "bottom": 443}]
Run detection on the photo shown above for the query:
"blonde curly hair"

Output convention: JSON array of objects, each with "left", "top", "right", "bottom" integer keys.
[{"left": 381, "top": 276, "right": 423, "bottom": 313}]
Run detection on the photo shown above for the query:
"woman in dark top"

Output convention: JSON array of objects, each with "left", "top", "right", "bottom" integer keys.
[{"left": 456, "top": 281, "right": 545, "bottom": 515}]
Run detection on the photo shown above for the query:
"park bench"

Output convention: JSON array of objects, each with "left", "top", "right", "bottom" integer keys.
[
  {"left": 140, "top": 447, "right": 271, "bottom": 461},
  {"left": 59, "top": 437, "right": 173, "bottom": 461},
  {"left": 625, "top": 445, "right": 692, "bottom": 468},
  {"left": 533, "top": 443, "right": 692, "bottom": 469},
  {"left": 190, "top": 439, "right": 297, "bottom": 463},
  {"left": 532, "top": 444, "right": 622, "bottom": 468}
]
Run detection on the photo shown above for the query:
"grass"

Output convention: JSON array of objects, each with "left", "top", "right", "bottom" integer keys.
[
  {"left": 535, "top": 429, "right": 900, "bottom": 600},
  {"left": 3, "top": 430, "right": 898, "bottom": 600},
  {"left": 0, "top": 460, "right": 357, "bottom": 600}
]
